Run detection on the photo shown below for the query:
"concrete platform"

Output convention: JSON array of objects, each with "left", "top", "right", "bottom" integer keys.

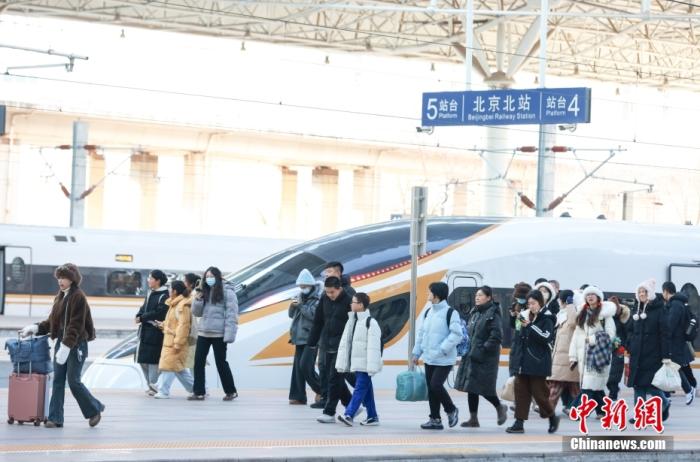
[{"left": 1, "top": 388, "right": 698, "bottom": 462}]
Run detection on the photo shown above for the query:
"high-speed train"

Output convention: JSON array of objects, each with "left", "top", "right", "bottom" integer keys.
[
  {"left": 79, "top": 217, "right": 700, "bottom": 391},
  {"left": 0, "top": 224, "right": 299, "bottom": 318}
]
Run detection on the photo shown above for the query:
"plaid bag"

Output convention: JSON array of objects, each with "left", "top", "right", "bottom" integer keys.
[{"left": 586, "top": 329, "right": 612, "bottom": 373}]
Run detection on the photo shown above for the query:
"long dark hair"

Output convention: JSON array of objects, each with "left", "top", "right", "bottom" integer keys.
[
  {"left": 577, "top": 296, "right": 602, "bottom": 328},
  {"left": 202, "top": 266, "right": 224, "bottom": 304}
]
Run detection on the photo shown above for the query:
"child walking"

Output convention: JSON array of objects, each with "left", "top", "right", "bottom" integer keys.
[{"left": 335, "top": 292, "right": 383, "bottom": 426}]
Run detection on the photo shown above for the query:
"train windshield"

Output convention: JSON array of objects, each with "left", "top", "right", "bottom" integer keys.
[{"left": 231, "top": 217, "right": 502, "bottom": 310}]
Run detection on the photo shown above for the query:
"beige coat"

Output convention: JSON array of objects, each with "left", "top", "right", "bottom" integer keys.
[
  {"left": 548, "top": 303, "right": 580, "bottom": 382},
  {"left": 158, "top": 295, "right": 192, "bottom": 372}
]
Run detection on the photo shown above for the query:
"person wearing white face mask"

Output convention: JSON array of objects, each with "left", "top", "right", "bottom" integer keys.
[
  {"left": 190, "top": 266, "right": 238, "bottom": 401},
  {"left": 288, "top": 269, "right": 323, "bottom": 405}
]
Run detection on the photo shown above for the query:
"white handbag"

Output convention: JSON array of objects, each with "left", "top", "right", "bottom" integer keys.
[{"left": 499, "top": 376, "right": 516, "bottom": 402}]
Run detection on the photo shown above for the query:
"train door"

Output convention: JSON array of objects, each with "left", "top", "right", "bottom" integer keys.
[
  {"left": 669, "top": 263, "right": 700, "bottom": 351},
  {"left": 447, "top": 272, "right": 480, "bottom": 318},
  {"left": 1, "top": 246, "right": 33, "bottom": 316}
]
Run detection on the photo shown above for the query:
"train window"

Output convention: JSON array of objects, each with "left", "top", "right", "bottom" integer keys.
[
  {"left": 368, "top": 294, "right": 409, "bottom": 345},
  {"left": 448, "top": 287, "right": 475, "bottom": 318},
  {"left": 107, "top": 271, "right": 143, "bottom": 296}
]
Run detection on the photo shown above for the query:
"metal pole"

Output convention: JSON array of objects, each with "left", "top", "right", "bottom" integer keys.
[
  {"left": 70, "top": 121, "right": 88, "bottom": 228},
  {"left": 408, "top": 186, "right": 427, "bottom": 370},
  {"left": 465, "top": 0, "right": 474, "bottom": 90},
  {"left": 535, "top": 0, "right": 549, "bottom": 217}
]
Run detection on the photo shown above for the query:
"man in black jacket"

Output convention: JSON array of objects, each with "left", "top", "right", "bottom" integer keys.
[
  {"left": 662, "top": 282, "right": 697, "bottom": 405},
  {"left": 311, "top": 262, "right": 355, "bottom": 410},
  {"left": 308, "top": 276, "right": 353, "bottom": 422}
]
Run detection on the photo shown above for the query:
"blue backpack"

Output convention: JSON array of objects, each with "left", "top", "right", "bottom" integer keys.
[{"left": 424, "top": 307, "right": 470, "bottom": 357}]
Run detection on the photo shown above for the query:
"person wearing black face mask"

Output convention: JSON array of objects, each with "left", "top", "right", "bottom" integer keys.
[
  {"left": 509, "top": 282, "right": 532, "bottom": 378},
  {"left": 288, "top": 269, "right": 323, "bottom": 405}
]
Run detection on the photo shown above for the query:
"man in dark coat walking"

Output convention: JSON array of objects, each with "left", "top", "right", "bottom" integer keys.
[{"left": 662, "top": 282, "right": 697, "bottom": 405}]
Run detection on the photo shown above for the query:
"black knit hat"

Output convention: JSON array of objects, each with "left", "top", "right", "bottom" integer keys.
[{"left": 54, "top": 263, "right": 82, "bottom": 286}]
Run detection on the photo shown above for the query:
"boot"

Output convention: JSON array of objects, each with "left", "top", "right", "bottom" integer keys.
[
  {"left": 506, "top": 419, "right": 524, "bottom": 433},
  {"left": 460, "top": 412, "right": 480, "bottom": 428},
  {"left": 548, "top": 414, "right": 560, "bottom": 434},
  {"left": 497, "top": 404, "right": 508, "bottom": 426}
]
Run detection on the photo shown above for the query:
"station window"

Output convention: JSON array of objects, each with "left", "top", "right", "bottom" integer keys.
[
  {"left": 107, "top": 271, "right": 143, "bottom": 296},
  {"left": 368, "top": 294, "right": 409, "bottom": 345}
]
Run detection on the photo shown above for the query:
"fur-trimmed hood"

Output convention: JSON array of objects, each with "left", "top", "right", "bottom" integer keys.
[
  {"left": 54, "top": 263, "right": 82, "bottom": 286},
  {"left": 575, "top": 300, "right": 616, "bottom": 319},
  {"left": 535, "top": 281, "right": 558, "bottom": 304},
  {"left": 635, "top": 278, "right": 657, "bottom": 301},
  {"left": 618, "top": 304, "right": 631, "bottom": 323},
  {"left": 582, "top": 285, "right": 604, "bottom": 302}
]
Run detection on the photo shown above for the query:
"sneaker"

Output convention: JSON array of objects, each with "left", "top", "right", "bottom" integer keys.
[
  {"left": 289, "top": 399, "right": 306, "bottom": 405},
  {"left": 420, "top": 418, "right": 444, "bottom": 430},
  {"left": 153, "top": 392, "right": 170, "bottom": 399},
  {"left": 360, "top": 417, "right": 380, "bottom": 426},
  {"left": 447, "top": 408, "right": 459, "bottom": 428},
  {"left": 44, "top": 421, "right": 63, "bottom": 428},
  {"left": 223, "top": 392, "right": 238, "bottom": 401},
  {"left": 317, "top": 414, "right": 336, "bottom": 424},
  {"left": 147, "top": 383, "right": 158, "bottom": 393},
  {"left": 145, "top": 390, "right": 156, "bottom": 397},
  {"left": 187, "top": 395, "right": 205, "bottom": 401},
  {"left": 337, "top": 415, "right": 353, "bottom": 426},
  {"left": 310, "top": 401, "right": 326, "bottom": 409},
  {"left": 686, "top": 387, "right": 695, "bottom": 406}
]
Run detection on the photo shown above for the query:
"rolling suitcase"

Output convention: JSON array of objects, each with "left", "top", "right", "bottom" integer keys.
[{"left": 7, "top": 334, "right": 52, "bottom": 426}]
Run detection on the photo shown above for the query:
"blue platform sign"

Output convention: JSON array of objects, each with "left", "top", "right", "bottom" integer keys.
[{"left": 421, "top": 87, "right": 591, "bottom": 127}]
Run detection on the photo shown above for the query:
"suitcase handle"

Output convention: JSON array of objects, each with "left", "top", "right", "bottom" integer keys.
[{"left": 14, "top": 332, "right": 35, "bottom": 375}]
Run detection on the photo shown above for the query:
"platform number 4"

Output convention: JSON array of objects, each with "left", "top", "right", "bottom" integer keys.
[{"left": 568, "top": 94, "right": 580, "bottom": 117}]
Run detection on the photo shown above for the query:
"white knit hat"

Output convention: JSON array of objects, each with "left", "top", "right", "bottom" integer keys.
[
  {"left": 295, "top": 268, "right": 316, "bottom": 286},
  {"left": 582, "top": 285, "right": 604, "bottom": 302}
]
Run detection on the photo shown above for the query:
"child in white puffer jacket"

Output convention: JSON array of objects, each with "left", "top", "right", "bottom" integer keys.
[{"left": 335, "top": 292, "right": 382, "bottom": 426}]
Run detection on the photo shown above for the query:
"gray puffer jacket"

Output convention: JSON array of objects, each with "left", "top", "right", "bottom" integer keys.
[
  {"left": 192, "top": 284, "right": 239, "bottom": 343},
  {"left": 289, "top": 284, "right": 322, "bottom": 346}
]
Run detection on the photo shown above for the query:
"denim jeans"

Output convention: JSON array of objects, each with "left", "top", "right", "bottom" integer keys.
[
  {"left": 140, "top": 363, "right": 160, "bottom": 387},
  {"left": 633, "top": 386, "right": 669, "bottom": 410},
  {"left": 344, "top": 372, "right": 378, "bottom": 420},
  {"left": 289, "top": 344, "right": 321, "bottom": 402},
  {"left": 156, "top": 369, "right": 194, "bottom": 396},
  {"left": 49, "top": 340, "right": 104, "bottom": 425}
]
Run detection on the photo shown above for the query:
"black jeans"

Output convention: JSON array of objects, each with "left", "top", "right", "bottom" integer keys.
[
  {"left": 193, "top": 336, "right": 237, "bottom": 396},
  {"left": 679, "top": 364, "right": 697, "bottom": 393},
  {"left": 467, "top": 392, "right": 501, "bottom": 413},
  {"left": 322, "top": 351, "right": 352, "bottom": 416},
  {"left": 425, "top": 364, "right": 456, "bottom": 419},
  {"left": 49, "top": 340, "right": 103, "bottom": 425},
  {"left": 289, "top": 344, "right": 321, "bottom": 402},
  {"left": 318, "top": 347, "right": 328, "bottom": 402}
]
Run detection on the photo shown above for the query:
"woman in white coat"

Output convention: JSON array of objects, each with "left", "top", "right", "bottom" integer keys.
[
  {"left": 568, "top": 285, "right": 616, "bottom": 416},
  {"left": 335, "top": 292, "right": 382, "bottom": 426}
]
